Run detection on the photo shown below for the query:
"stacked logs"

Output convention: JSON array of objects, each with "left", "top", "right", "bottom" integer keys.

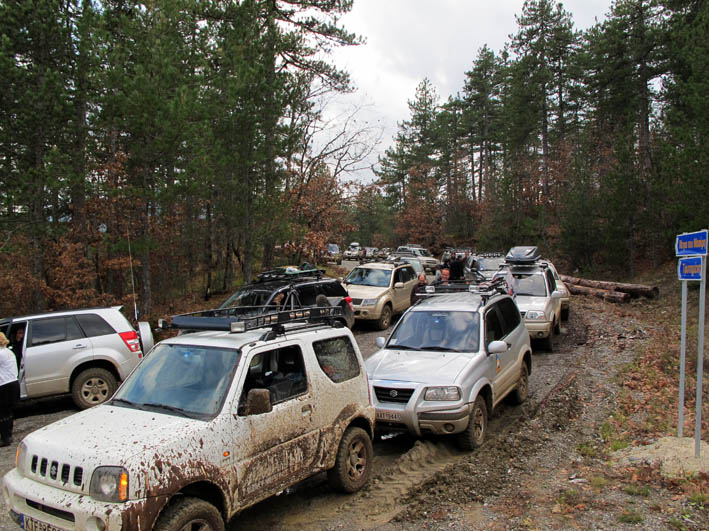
[{"left": 560, "top": 275, "right": 659, "bottom": 303}]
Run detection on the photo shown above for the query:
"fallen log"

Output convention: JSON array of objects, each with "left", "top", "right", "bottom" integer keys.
[
  {"left": 566, "top": 284, "right": 631, "bottom": 303},
  {"left": 560, "top": 274, "right": 659, "bottom": 299}
]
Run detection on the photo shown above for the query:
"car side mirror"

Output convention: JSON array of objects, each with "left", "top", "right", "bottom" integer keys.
[
  {"left": 376, "top": 337, "right": 386, "bottom": 348},
  {"left": 394, "top": 282, "right": 404, "bottom": 289},
  {"left": 487, "top": 340, "right": 508, "bottom": 354},
  {"left": 244, "top": 389, "right": 272, "bottom": 416},
  {"left": 551, "top": 290, "right": 563, "bottom": 299}
]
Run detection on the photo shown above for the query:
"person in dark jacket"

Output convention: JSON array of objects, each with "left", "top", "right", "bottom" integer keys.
[{"left": 449, "top": 253, "right": 465, "bottom": 280}]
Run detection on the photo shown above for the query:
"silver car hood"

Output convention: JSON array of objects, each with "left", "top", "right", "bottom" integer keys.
[{"left": 366, "top": 348, "right": 477, "bottom": 385}]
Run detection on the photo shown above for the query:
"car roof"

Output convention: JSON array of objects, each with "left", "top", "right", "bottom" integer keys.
[{"left": 0, "top": 306, "right": 124, "bottom": 323}]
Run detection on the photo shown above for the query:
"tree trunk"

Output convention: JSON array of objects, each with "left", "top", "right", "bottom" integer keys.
[
  {"left": 566, "top": 284, "right": 631, "bottom": 303},
  {"left": 560, "top": 275, "right": 658, "bottom": 299}
]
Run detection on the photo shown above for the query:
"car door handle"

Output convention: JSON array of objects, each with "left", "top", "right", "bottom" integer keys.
[
  {"left": 73, "top": 344, "right": 88, "bottom": 350},
  {"left": 302, "top": 404, "right": 313, "bottom": 416}
]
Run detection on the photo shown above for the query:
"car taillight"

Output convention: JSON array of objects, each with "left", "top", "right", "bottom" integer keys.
[
  {"left": 119, "top": 331, "right": 142, "bottom": 355},
  {"left": 345, "top": 296, "right": 353, "bottom": 311}
]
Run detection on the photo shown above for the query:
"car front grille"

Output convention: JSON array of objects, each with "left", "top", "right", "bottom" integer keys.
[
  {"left": 519, "top": 311, "right": 526, "bottom": 318},
  {"left": 350, "top": 298, "right": 362, "bottom": 305},
  {"left": 30, "top": 454, "right": 84, "bottom": 489},
  {"left": 374, "top": 386, "right": 414, "bottom": 404}
]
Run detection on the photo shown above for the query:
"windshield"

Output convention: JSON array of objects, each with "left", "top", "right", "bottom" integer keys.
[
  {"left": 113, "top": 343, "right": 240, "bottom": 419},
  {"left": 401, "top": 258, "right": 423, "bottom": 274},
  {"left": 388, "top": 310, "right": 480, "bottom": 353},
  {"left": 514, "top": 274, "right": 548, "bottom": 297},
  {"left": 220, "top": 288, "right": 273, "bottom": 308},
  {"left": 328, "top": 244, "right": 339, "bottom": 253},
  {"left": 345, "top": 267, "right": 392, "bottom": 287},
  {"left": 477, "top": 258, "right": 503, "bottom": 271}
]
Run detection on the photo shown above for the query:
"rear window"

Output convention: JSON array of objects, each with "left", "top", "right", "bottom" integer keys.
[
  {"left": 30, "top": 316, "right": 84, "bottom": 346},
  {"left": 312, "top": 336, "right": 360, "bottom": 383},
  {"left": 320, "top": 281, "right": 346, "bottom": 297},
  {"left": 76, "top": 314, "right": 116, "bottom": 337}
]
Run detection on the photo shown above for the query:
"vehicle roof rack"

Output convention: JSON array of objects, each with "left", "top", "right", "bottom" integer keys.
[
  {"left": 256, "top": 265, "right": 325, "bottom": 282},
  {"left": 414, "top": 277, "right": 509, "bottom": 304},
  {"left": 159, "top": 305, "right": 344, "bottom": 335}
]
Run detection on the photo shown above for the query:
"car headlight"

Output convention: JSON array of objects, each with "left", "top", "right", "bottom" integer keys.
[
  {"left": 424, "top": 386, "right": 461, "bottom": 401},
  {"left": 15, "top": 442, "right": 27, "bottom": 475},
  {"left": 525, "top": 310, "right": 546, "bottom": 320},
  {"left": 361, "top": 298, "right": 378, "bottom": 306},
  {"left": 90, "top": 466, "right": 129, "bottom": 502}
]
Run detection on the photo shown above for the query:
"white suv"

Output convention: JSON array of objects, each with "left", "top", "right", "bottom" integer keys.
[
  {"left": 0, "top": 307, "right": 153, "bottom": 409},
  {"left": 366, "top": 283, "right": 532, "bottom": 449},
  {"left": 3, "top": 307, "right": 374, "bottom": 531}
]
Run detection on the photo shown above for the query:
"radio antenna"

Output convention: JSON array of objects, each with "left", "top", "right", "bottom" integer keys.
[{"left": 127, "top": 230, "right": 138, "bottom": 322}]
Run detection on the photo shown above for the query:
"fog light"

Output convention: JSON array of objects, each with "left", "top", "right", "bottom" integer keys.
[
  {"left": 537, "top": 332, "right": 545, "bottom": 338},
  {"left": 444, "top": 423, "right": 455, "bottom": 433}
]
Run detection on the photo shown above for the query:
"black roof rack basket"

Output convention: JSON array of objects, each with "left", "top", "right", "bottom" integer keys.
[{"left": 256, "top": 265, "right": 325, "bottom": 283}]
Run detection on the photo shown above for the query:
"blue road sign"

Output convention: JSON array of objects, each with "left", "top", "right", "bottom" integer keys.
[
  {"left": 676, "top": 229, "right": 708, "bottom": 256},
  {"left": 678, "top": 256, "right": 703, "bottom": 281}
]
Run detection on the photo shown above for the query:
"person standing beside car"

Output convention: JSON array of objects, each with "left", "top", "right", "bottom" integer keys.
[
  {"left": 10, "top": 327, "right": 24, "bottom": 371},
  {"left": 0, "top": 332, "right": 20, "bottom": 447}
]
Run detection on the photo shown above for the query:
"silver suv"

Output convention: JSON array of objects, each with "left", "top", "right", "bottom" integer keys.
[
  {"left": 366, "top": 284, "right": 531, "bottom": 450},
  {"left": 0, "top": 307, "right": 153, "bottom": 409}
]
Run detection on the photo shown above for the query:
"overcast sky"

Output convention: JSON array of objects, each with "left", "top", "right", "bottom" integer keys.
[{"left": 326, "top": 0, "right": 614, "bottom": 181}]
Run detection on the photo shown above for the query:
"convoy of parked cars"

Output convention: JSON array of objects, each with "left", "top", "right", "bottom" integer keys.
[{"left": 1, "top": 243, "right": 571, "bottom": 530}]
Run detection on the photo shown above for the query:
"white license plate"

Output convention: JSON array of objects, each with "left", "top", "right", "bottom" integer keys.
[
  {"left": 376, "top": 410, "right": 401, "bottom": 422},
  {"left": 22, "top": 515, "right": 64, "bottom": 531}
]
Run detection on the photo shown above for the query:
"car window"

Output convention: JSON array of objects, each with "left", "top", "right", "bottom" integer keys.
[
  {"left": 485, "top": 307, "right": 504, "bottom": 344},
  {"left": 497, "top": 298, "right": 521, "bottom": 334},
  {"left": 345, "top": 267, "right": 392, "bottom": 287},
  {"left": 321, "top": 281, "right": 346, "bottom": 297},
  {"left": 514, "top": 274, "right": 547, "bottom": 297},
  {"left": 313, "top": 336, "right": 360, "bottom": 383},
  {"left": 29, "top": 316, "right": 84, "bottom": 347},
  {"left": 220, "top": 288, "right": 274, "bottom": 308},
  {"left": 115, "top": 343, "right": 239, "bottom": 419},
  {"left": 239, "top": 345, "right": 308, "bottom": 407},
  {"left": 546, "top": 270, "right": 557, "bottom": 292},
  {"left": 389, "top": 310, "right": 480, "bottom": 353},
  {"left": 75, "top": 314, "right": 116, "bottom": 337},
  {"left": 297, "top": 285, "right": 318, "bottom": 305}
]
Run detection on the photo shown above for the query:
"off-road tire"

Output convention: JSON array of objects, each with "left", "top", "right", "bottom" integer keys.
[
  {"left": 561, "top": 306, "right": 569, "bottom": 321},
  {"left": 554, "top": 317, "right": 561, "bottom": 335},
  {"left": 327, "top": 427, "right": 373, "bottom": 493},
  {"left": 154, "top": 496, "right": 224, "bottom": 531},
  {"left": 71, "top": 368, "right": 117, "bottom": 410},
  {"left": 511, "top": 362, "right": 529, "bottom": 404},
  {"left": 541, "top": 332, "right": 554, "bottom": 352},
  {"left": 376, "top": 304, "right": 392, "bottom": 330},
  {"left": 456, "top": 395, "right": 488, "bottom": 451}
]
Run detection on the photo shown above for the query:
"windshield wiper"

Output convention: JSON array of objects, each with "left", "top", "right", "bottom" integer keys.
[
  {"left": 108, "top": 398, "right": 146, "bottom": 409},
  {"left": 391, "top": 345, "right": 421, "bottom": 351},
  {"left": 420, "top": 346, "right": 461, "bottom": 352},
  {"left": 141, "top": 402, "right": 200, "bottom": 419}
]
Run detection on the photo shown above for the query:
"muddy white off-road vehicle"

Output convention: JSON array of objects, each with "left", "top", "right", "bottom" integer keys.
[{"left": 3, "top": 306, "right": 374, "bottom": 530}]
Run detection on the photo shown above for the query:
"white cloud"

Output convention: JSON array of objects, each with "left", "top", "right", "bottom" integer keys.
[{"left": 324, "top": 0, "right": 613, "bottom": 181}]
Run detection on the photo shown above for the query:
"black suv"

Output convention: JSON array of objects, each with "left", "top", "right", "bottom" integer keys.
[{"left": 219, "top": 266, "right": 355, "bottom": 328}]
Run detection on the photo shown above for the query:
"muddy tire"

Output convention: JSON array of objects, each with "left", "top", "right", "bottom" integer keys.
[
  {"left": 456, "top": 395, "right": 487, "bottom": 451},
  {"left": 561, "top": 306, "right": 569, "bottom": 321},
  {"left": 154, "top": 496, "right": 224, "bottom": 531},
  {"left": 541, "top": 332, "right": 553, "bottom": 352},
  {"left": 376, "top": 304, "right": 392, "bottom": 330},
  {"left": 554, "top": 318, "right": 561, "bottom": 335},
  {"left": 71, "top": 368, "right": 117, "bottom": 410},
  {"left": 327, "top": 427, "right": 373, "bottom": 493},
  {"left": 511, "top": 362, "right": 529, "bottom": 405}
]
